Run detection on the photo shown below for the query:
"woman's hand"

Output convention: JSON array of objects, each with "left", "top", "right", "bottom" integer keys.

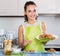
[{"left": 24, "top": 40, "right": 32, "bottom": 46}]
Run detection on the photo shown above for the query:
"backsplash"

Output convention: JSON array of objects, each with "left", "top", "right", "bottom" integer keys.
[
  {"left": 0, "top": 14, "right": 60, "bottom": 41},
  {"left": 0, "top": 17, "right": 24, "bottom": 38}
]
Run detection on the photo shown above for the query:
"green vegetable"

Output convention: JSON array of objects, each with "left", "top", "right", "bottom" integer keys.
[
  {"left": 11, "top": 52, "right": 25, "bottom": 56},
  {"left": 39, "top": 37, "right": 50, "bottom": 43}
]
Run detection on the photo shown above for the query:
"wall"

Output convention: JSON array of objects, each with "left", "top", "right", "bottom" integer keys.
[
  {"left": 38, "top": 14, "right": 60, "bottom": 45},
  {"left": 0, "top": 17, "right": 24, "bottom": 38},
  {"left": 0, "top": 15, "right": 60, "bottom": 44}
]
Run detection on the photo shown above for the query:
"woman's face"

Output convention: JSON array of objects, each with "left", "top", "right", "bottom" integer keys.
[{"left": 25, "top": 5, "right": 38, "bottom": 21}]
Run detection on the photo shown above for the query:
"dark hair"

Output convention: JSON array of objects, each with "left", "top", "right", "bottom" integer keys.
[{"left": 24, "top": 1, "right": 37, "bottom": 22}]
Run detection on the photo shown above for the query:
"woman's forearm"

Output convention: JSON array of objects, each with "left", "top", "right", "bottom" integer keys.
[
  {"left": 18, "top": 25, "right": 24, "bottom": 48},
  {"left": 18, "top": 34, "right": 24, "bottom": 48}
]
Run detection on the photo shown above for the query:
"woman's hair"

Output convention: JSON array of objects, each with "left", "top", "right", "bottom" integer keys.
[{"left": 24, "top": 1, "right": 37, "bottom": 22}]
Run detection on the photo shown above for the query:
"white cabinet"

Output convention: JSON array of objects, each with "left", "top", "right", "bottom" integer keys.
[
  {"left": 17, "top": 0, "right": 26, "bottom": 16},
  {"left": 18, "top": 0, "right": 60, "bottom": 15},
  {"left": 0, "top": 0, "right": 18, "bottom": 16},
  {"left": 38, "top": 0, "right": 56, "bottom": 14},
  {"left": 55, "top": 0, "right": 60, "bottom": 14},
  {"left": 38, "top": 0, "right": 60, "bottom": 14},
  {"left": 0, "top": 0, "right": 60, "bottom": 16}
]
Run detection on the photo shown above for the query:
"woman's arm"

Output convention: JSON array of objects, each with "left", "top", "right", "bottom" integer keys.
[
  {"left": 41, "top": 22, "right": 49, "bottom": 44},
  {"left": 39, "top": 22, "right": 48, "bottom": 44},
  {"left": 18, "top": 24, "right": 24, "bottom": 48},
  {"left": 18, "top": 25, "right": 32, "bottom": 48}
]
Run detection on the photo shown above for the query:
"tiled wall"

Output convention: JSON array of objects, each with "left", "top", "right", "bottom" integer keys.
[
  {"left": 0, "top": 15, "right": 60, "bottom": 44},
  {"left": 0, "top": 17, "right": 24, "bottom": 38}
]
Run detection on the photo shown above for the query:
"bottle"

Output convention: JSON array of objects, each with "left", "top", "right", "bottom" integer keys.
[{"left": 4, "top": 39, "right": 12, "bottom": 55}]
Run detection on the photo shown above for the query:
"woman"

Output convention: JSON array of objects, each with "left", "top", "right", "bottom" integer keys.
[{"left": 18, "top": 1, "right": 47, "bottom": 52}]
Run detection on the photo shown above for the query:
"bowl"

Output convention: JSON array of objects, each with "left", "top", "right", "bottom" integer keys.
[{"left": 12, "top": 48, "right": 21, "bottom": 53}]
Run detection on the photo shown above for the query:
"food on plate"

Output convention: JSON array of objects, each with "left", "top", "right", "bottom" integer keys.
[
  {"left": 47, "top": 48, "right": 56, "bottom": 52},
  {"left": 39, "top": 33, "right": 55, "bottom": 40}
]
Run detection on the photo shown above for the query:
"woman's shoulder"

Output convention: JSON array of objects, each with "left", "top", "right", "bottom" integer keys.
[
  {"left": 18, "top": 23, "right": 25, "bottom": 30},
  {"left": 19, "top": 22, "right": 25, "bottom": 27},
  {"left": 18, "top": 25, "right": 23, "bottom": 31},
  {"left": 18, "top": 22, "right": 28, "bottom": 30}
]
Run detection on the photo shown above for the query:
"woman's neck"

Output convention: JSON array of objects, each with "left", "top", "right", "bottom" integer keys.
[{"left": 27, "top": 19, "right": 36, "bottom": 24}]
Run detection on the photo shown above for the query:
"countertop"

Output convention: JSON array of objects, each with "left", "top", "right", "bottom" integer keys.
[
  {"left": 0, "top": 49, "right": 60, "bottom": 56},
  {"left": 0, "top": 49, "right": 4, "bottom": 56}
]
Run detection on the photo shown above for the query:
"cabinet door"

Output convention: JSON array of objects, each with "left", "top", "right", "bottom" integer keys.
[
  {"left": 55, "top": 0, "right": 60, "bottom": 14},
  {"left": 38, "top": 0, "right": 56, "bottom": 14},
  {"left": 0, "top": 0, "right": 17, "bottom": 16},
  {"left": 18, "top": 0, "right": 25, "bottom": 16}
]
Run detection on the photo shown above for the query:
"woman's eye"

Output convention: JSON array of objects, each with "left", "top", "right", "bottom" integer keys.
[
  {"left": 34, "top": 9, "right": 36, "bottom": 12},
  {"left": 28, "top": 10, "right": 31, "bottom": 12},
  {"left": 28, "top": 9, "right": 36, "bottom": 13}
]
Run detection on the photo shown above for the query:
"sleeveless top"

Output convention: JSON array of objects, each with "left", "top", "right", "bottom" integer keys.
[{"left": 22, "top": 21, "right": 45, "bottom": 52}]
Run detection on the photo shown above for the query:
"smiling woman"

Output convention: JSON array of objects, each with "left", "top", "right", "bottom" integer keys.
[
  {"left": 18, "top": 1, "right": 47, "bottom": 52},
  {"left": 24, "top": 1, "right": 38, "bottom": 22}
]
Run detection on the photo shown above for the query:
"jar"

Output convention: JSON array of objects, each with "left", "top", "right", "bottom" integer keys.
[{"left": 6, "top": 32, "right": 14, "bottom": 40}]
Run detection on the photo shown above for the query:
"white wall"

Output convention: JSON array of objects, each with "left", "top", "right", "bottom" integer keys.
[
  {"left": 0, "top": 15, "right": 60, "bottom": 44},
  {"left": 0, "top": 17, "right": 24, "bottom": 38},
  {"left": 38, "top": 15, "right": 60, "bottom": 45}
]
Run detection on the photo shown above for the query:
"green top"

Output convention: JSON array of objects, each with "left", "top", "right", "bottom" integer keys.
[{"left": 23, "top": 22, "right": 46, "bottom": 52}]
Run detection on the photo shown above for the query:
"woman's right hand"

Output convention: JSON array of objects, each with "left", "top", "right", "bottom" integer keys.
[{"left": 24, "top": 40, "right": 32, "bottom": 46}]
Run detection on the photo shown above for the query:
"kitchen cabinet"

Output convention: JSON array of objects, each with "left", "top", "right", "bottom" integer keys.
[
  {"left": 18, "top": 0, "right": 56, "bottom": 15},
  {"left": 0, "top": 0, "right": 18, "bottom": 16},
  {"left": 38, "top": 0, "right": 56, "bottom": 14},
  {"left": 0, "top": 0, "right": 60, "bottom": 16},
  {"left": 18, "top": 0, "right": 60, "bottom": 15},
  {"left": 17, "top": 0, "right": 25, "bottom": 16},
  {"left": 55, "top": 0, "right": 60, "bottom": 14}
]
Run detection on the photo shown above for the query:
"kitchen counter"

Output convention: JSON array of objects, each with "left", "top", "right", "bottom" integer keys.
[{"left": 0, "top": 49, "right": 60, "bottom": 56}]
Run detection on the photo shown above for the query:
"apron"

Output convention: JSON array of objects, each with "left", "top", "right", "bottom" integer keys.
[{"left": 24, "top": 22, "right": 45, "bottom": 52}]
